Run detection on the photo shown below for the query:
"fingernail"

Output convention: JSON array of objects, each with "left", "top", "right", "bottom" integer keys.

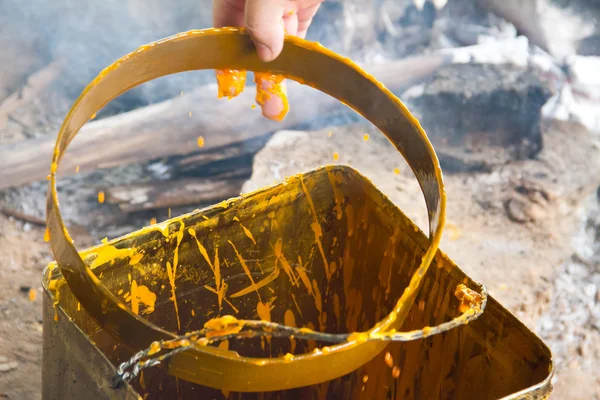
[{"left": 255, "top": 43, "right": 274, "bottom": 62}]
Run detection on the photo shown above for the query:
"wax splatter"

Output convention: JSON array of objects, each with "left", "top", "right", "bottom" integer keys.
[
  {"left": 273, "top": 239, "right": 298, "bottom": 286},
  {"left": 129, "top": 253, "right": 144, "bottom": 266},
  {"left": 385, "top": 352, "right": 394, "bottom": 368},
  {"left": 287, "top": 294, "right": 301, "bottom": 320},
  {"left": 254, "top": 72, "right": 289, "bottom": 121},
  {"left": 300, "top": 178, "right": 331, "bottom": 281},
  {"left": 256, "top": 298, "right": 275, "bottom": 322},
  {"left": 295, "top": 266, "right": 313, "bottom": 295},
  {"left": 284, "top": 309, "right": 297, "bottom": 353},
  {"left": 204, "top": 315, "right": 243, "bottom": 339},
  {"left": 127, "top": 280, "right": 157, "bottom": 315},
  {"left": 327, "top": 167, "right": 345, "bottom": 220},
  {"left": 232, "top": 216, "right": 256, "bottom": 244},
  {"left": 312, "top": 279, "right": 325, "bottom": 330},
  {"left": 231, "top": 268, "right": 280, "bottom": 298},
  {"left": 454, "top": 284, "right": 483, "bottom": 313},
  {"left": 230, "top": 240, "right": 276, "bottom": 322},
  {"left": 218, "top": 340, "right": 229, "bottom": 351},
  {"left": 215, "top": 69, "right": 247, "bottom": 99},
  {"left": 190, "top": 229, "right": 237, "bottom": 312},
  {"left": 165, "top": 261, "right": 180, "bottom": 329}
]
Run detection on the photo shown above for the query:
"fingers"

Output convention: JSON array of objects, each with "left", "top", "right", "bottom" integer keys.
[
  {"left": 213, "top": 0, "right": 247, "bottom": 99},
  {"left": 214, "top": 0, "right": 321, "bottom": 56},
  {"left": 251, "top": 2, "right": 320, "bottom": 120},
  {"left": 283, "top": 10, "right": 298, "bottom": 36},
  {"left": 213, "top": 0, "right": 245, "bottom": 27},
  {"left": 215, "top": 69, "right": 247, "bottom": 99},
  {"left": 255, "top": 73, "right": 289, "bottom": 121},
  {"left": 213, "top": 0, "right": 317, "bottom": 121},
  {"left": 296, "top": 2, "right": 322, "bottom": 38},
  {"left": 244, "top": 0, "right": 286, "bottom": 62},
  {"left": 244, "top": 0, "right": 288, "bottom": 120}
]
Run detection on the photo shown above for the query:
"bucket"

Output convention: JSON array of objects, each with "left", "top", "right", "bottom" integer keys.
[{"left": 42, "top": 29, "right": 553, "bottom": 399}]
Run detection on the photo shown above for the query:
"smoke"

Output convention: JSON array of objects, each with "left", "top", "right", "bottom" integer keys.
[
  {"left": 0, "top": 0, "right": 349, "bottom": 118},
  {"left": 1, "top": 0, "right": 458, "bottom": 143},
  {"left": 0, "top": 0, "right": 209, "bottom": 115}
]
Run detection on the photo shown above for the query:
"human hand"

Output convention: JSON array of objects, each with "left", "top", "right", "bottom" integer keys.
[{"left": 213, "top": 0, "right": 323, "bottom": 121}]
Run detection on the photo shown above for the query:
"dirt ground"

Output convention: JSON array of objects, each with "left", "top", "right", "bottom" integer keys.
[
  {"left": 0, "top": 214, "right": 48, "bottom": 399},
  {"left": 1, "top": 116, "right": 599, "bottom": 399}
]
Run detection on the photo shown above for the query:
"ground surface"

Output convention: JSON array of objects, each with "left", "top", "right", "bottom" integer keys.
[{"left": 1, "top": 1, "right": 600, "bottom": 398}]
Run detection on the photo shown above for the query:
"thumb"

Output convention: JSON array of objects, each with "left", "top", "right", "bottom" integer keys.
[{"left": 244, "top": 0, "right": 286, "bottom": 62}]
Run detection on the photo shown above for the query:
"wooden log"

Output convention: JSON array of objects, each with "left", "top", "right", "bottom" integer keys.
[
  {"left": 0, "top": 54, "right": 450, "bottom": 190},
  {"left": 106, "top": 176, "right": 248, "bottom": 212},
  {"left": 167, "top": 132, "right": 272, "bottom": 178},
  {"left": 105, "top": 139, "right": 259, "bottom": 212}
]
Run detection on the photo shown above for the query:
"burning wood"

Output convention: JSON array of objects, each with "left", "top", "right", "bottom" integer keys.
[{"left": 106, "top": 176, "right": 247, "bottom": 212}]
